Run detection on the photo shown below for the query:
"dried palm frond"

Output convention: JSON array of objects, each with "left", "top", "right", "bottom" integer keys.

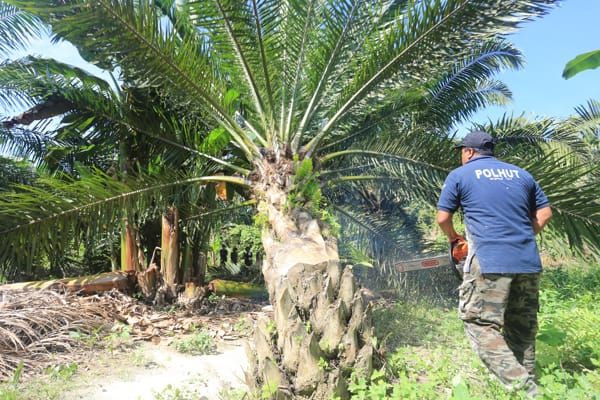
[{"left": 0, "top": 289, "right": 117, "bottom": 380}]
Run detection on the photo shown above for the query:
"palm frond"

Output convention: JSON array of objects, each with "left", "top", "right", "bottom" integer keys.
[
  {"left": 0, "top": 168, "right": 249, "bottom": 266},
  {"left": 1, "top": 57, "right": 249, "bottom": 174},
  {"left": 330, "top": 182, "right": 426, "bottom": 280},
  {"left": 304, "top": 0, "right": 556, "bottom": 153},
  {"left": 0, "top": 1, "right": 47, "bottom": 56},
  {"left": 521, "top": 151, "right": 600, "bottom": 257},
  {"left": 476, "top": 113, "right": 591, "bottom": 162},
  {"left": 424, "top": 39, "right": 522, "bottom": 127},
  {"left": 10, "top": 0, "right": 259, "bottom": 158},
  {"left": 0, "top": 121, "right": 61, "bottom": 162},
  {"left": 564, "top": 100, "right": 600, "bottom": 154},
  {"left": 197, "top": 0, "right": 271, "bottom": 134},
  {"left": 292, "top": 0, "right": 374, "bottom": 149},
  {"left": 321, "top": 128, "right": 454, "bottom": 204}
]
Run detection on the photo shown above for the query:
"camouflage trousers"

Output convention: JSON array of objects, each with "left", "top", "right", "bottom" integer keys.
[{"left": 459, "top": 256, "right": 540, "bottom": 396}]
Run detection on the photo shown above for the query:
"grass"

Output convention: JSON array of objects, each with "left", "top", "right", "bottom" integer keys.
[
  {"left": 170, "top": 329, "right": 216, "bottom": 355},
  {"left": 0, "top": 331, "right": 144, "bottom": 400},
  {"left": 359, "top": 263, "right": 600, "bottom": 399},
  {"left": 0, "top": 362, "right": 81, "bottom": 400},
  {"left": 151, "top": 384, "right": 198, "bottom": 400}
]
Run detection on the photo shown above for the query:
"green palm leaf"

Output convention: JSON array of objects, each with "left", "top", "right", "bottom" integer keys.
[
  {"left": 0, "top": 1, "right": 47, "bottom": 56},
  {"left": 0, "top": 169, "right": 249, "bottom": 266},
  {"left": 304, "top": 0, "right": 555, "bottom": 153}
]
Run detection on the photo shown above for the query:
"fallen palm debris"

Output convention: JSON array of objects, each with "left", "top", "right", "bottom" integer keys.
[
  {"left": 0, "top": 289, "right": 116, "bottom": 380},
  {"left": 0, "top": 288, "right": 266, "bottom": 381}
]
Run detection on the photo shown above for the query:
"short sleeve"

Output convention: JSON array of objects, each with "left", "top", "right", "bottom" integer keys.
[
  {"left": 533, "top": 180, "right": 550, "bottom": 210},
  {"left": 437, "top": 172, "right": 461, "bottom": 213}
]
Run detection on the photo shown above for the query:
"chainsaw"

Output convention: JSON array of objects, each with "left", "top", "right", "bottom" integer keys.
[{"left": 394, "top": 238, "right": 468, "bottom": 281}]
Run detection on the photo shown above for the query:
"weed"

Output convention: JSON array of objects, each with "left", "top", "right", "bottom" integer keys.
[
  {"left": 152, "top": 384, "right": 197, "bottom": 400},
  {"left": 260, "top": 382, "right": 277, "bottom": 399},
  {"left": 69, "top": 327, "right": 103, "bottom": 347},
  {"left": 45, "top": 363, "right": 78, "bottom": 380},
  {"left": 266, "top": 319, "right": 277, "bottom": 335},
  {"left": 0, "top": 360, "right": 84, "bottom": 400},
  {"left": 105, "top": 323, "right": 133, "bottom": 354},
  {"left": 317, "top": 357, "right": 330, "bottom": 371},
  {"left": 207, "top": 292, "right": 220, "bottom": 302},
  {"left": 218, "top": 387, "right": 248, "bottom": 400},
  {"left": 233, "top": 317, "right": 252, "bottom": 335},
  {"left": 130, "top": 347, "right": 151, "bottom": 367},
  {"left": 0, "top": 363, "right": 23, "bottom": 400},
  {"left": 358, "top": 264, "right": 600, "bottom": 399},
  {"left": 171, "top": 330, "right": 215, "bottom": 355},
  {"left": 0, "top": 384, "right": 19, "bottom": 400}
]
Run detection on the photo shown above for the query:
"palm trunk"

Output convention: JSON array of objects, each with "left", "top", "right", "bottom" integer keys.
[
  {"left": 181, "top": 245, "right": 193, "bottom": 284},
  {"left": 120, "top": 216, "right": 141, "bottom": 272},
  {"left": 118, "top": 139, "right": 142, "bottom": 273},
  {"left": 246, "top": 156, "right": 374, "bottom": 399},
  {"left": 195, "top": 251, "right": 207, "bottom": 285},
  {"left": 161, "top": 206, "right": 180, "bottom": 297}
]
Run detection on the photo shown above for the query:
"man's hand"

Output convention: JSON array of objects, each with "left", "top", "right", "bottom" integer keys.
[
  {"left": 451, "top": 238, "right": 469, "bottom": 262},
  {"left": 437, "top": 210, "right": 464, "bottom": 242},
  {"left": 532, "top": 206, "right": 552, "bottom": 234}
]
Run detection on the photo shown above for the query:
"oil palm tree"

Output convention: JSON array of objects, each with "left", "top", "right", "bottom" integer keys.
[
  {"left": 0, "top": 55, "right": 242, "bottom": 289},
  {"left": 4, "top": 0, "right": 599, "bottom": 398}
]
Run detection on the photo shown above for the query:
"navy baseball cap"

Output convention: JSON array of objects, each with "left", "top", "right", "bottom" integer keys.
[{"left": 454, "top": 130, "right": 496, "bottom": 152}]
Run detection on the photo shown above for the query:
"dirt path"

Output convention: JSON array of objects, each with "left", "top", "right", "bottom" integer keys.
[{"left": 63, "top": 339, "right": 248, "bottom": 400}]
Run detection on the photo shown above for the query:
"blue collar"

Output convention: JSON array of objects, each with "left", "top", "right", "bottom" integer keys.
[{"left": 466, "top": 155, "right": 495, "bottom": 165}]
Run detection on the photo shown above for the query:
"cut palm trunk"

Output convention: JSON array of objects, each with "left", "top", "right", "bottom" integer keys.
[
  {"left": 0, "top": 271, "right": 132, "bottom": 294},
  {"left": 207, "top": 279, "right": 268, "bottom": 300},
  {"left": 161, "top": 206, "right": 180, "bottom": 299},
  {"left": 121, "top": 217, "right": 143, "bottom": 272},
  {"left": 246, "top": 157, "right": 374, "bottom": 399}
]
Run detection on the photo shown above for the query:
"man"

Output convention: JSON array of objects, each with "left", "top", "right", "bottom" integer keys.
[{"left": 436, "top": 130, "right": 553, "bottom": 396}]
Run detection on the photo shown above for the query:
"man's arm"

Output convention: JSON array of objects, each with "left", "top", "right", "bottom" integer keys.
[
  {"left": 437, "top": 210, "right": 464, "bottom": 242},
  {"left": 532, "top": 206, "right": 552, "bottom": 234}
]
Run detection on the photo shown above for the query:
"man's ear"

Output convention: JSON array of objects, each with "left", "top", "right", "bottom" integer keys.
[{"left": 466, "top": 148, "right": 476, "bottom": 160}]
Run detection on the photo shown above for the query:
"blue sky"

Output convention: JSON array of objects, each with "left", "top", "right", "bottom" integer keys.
[
  {"left": 461, "top": 0, "right": 600, "bottom": 133},
  {"left": 5, "top": 1, "right": 600, "bottom": 133}
]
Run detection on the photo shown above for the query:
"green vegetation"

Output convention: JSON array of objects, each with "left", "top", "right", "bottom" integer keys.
[
  {"left": 104, "top": 323, "right": 133, "bottom": 354},
  {"left": 563, "top": 49, "right": 600, "bottom": 79},
  {"left": 152, "top": 384, "right": 197, "bottom": 400},
  {"left": 233, "top": 317, "right": 252, "bottom": 336},
  {"left": 357, "top": 263, "right": 600, "bottom": 399},
  {"left": 218, "top": 387, "right": 248, "bottom": 400},
  {"left": 288, "top": 157, "right": 340, "bottom": 237},
  {"left": 0, "top": 363, "right": 22, "bottom": 400},
  {"left": 537, "top": 266, "right": 600, "bottom": 371},
  {"left": 0, "top": 361, "right": 82, "bottom": 400},
  {"left": 260, "top": 382, "right": 278, "bottom": 400},
  {"left": 171, "top": 330, "right": 215, "bottom": 355}
]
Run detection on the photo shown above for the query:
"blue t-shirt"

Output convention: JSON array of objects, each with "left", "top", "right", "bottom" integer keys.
[{"left": 437, "top": 156, "right": 549, "bottom": 274}]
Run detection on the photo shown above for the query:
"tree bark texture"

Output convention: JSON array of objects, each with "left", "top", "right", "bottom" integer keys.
[
  {"left": 121, "top": 218, "right": 141, "bottom": 273},
  {"left": 246, "top": 156, "right": 374, "bottom": 399},
  {"left": 0, "top": 271, "right": 132, "bottom": 294},
  {"left": 161, "top": 206, "right": 180, "bottom": 297}
]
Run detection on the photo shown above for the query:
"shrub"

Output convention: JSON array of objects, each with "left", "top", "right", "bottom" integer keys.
[{"left": 171, "top": 330, "right": 215, "bottom": 355}]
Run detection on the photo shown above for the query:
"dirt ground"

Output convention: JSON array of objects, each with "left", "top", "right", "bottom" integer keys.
[
  {"left": 0, "top": 291, "right": 269, "bottom": 400},
  {"left": 62, "top": 339, "right": 248, "bottom": 400}
]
